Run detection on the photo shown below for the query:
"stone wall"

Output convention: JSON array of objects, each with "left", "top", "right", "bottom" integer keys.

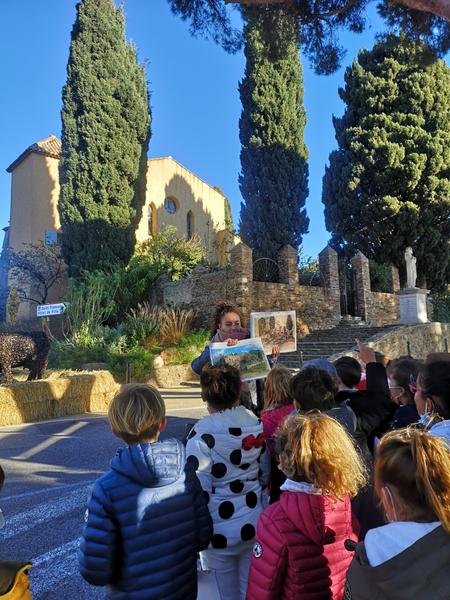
[
  {"left": 329, "top": 322, "right": 450, "bottom": 362},
  {"left": 369, "top": 292, "right": 400, "bottom": 327},
  {"left": 351, "top": 252, "right": 401, "bottom": 326},
  {"left": 251, "top": 282, "right": 341, "bottom": 331},
  {"left": 154, "top": 243, "right": 342, "bottom": 332}
]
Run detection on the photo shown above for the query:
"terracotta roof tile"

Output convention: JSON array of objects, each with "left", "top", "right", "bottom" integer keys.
[{"left": 6, "top": 134, "right": 61, "bottom": 172}]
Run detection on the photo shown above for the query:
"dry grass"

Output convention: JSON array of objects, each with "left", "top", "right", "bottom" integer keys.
[{"left": 157, "top": 308, "right": 193, "bottom": 345}]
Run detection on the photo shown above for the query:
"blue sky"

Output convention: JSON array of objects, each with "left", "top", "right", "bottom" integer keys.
[{"left": 1, "top": 1, "right": 444, "bottom": 258}]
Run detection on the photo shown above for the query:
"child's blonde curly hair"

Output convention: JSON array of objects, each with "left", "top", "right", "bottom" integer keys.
[{"left": 276, "top": 412, "right": 366, "bottom": 500}]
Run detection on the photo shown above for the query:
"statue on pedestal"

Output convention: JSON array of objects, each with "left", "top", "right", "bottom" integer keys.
[{"left": 404, "top": 247, "right": 417, "bottom": 289}]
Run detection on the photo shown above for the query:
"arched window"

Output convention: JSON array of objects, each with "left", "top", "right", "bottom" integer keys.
[
  {"left": 186, "top": 210, "right": 194, "bottom": 240},
  {"left": 164, "top": 197, "right": 177, "bottom": 214},
  {"left": 148, "top": 203, "right": 157, "bottom": 236}
]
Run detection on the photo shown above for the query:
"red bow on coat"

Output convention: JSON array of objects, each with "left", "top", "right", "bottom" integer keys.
[{"left": 242, "top": 433, "right": 265, "bottom": 451}]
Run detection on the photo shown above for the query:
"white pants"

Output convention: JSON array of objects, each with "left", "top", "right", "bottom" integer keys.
[{"left": 200, "top": 541, "right": 253, "bottom": 600}]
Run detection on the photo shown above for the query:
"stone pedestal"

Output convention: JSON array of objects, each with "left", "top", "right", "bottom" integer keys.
[{"left": 398, "top": 288, "right": 429, "bottom": 324}]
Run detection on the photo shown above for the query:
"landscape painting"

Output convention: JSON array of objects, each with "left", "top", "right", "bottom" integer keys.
[
  {"left": 250, "top": 310, "right": 297, "bottom": 355},
  {"left": 209, "top": 337, "right": 271, "bottom": 381}
]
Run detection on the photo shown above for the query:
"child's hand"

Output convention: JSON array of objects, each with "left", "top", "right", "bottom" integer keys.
[
  {"left": 271, "top": 345, "right": 280, "bottom": 361},
  {"left": 356, "top": 338, "right": 376, "bottom": 365},
  {"left": 226, "top": 338, "right": 239, "bottom": 347}
]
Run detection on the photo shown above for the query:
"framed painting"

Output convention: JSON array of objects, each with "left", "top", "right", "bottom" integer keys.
[{"left": 250, "top": 310, "right": 297, "bottom": 354}]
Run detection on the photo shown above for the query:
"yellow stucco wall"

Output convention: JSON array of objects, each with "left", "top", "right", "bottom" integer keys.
[
  {"left": 9, "top": 153, "right": 60, "bottom": 250},
  {"left": 135, "top": 157, "right": 227, "bottom": 257},
  {"left": 8, "top": 153, "right": 62, "bottom": 320},
  {"left": 7, "top": 150, "right": 234, "bottom": 320}
]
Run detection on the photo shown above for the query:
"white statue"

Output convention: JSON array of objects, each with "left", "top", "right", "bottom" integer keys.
[{"left": 405, "top": 247, "right": 417, "bottom": 289}]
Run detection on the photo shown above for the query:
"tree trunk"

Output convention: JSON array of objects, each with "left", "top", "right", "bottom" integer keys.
[{"left": 396, "top": 0, "right": 450, "bottom": 20}]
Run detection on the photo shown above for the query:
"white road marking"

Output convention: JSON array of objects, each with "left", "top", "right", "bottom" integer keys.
[
  {"left": 13, "top": 422, "right": 89, "bottom": 460},
  {"left": 2, "top": 487, "right": 90, "bottom": 539},
  {"left": 1, "top": 479, "right": 95, "bottom": 502},
  {"left": 30, "top": 539, "right": 85, "bottom": 598}
]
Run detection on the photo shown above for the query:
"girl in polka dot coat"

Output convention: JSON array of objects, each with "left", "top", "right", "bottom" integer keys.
[{"left": 186, "top": 365, "right": 270, "bottom": 600}]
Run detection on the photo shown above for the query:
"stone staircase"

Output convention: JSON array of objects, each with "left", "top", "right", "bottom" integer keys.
[{"left": 277, "top": 323, "right": 401, "bottom": 370}]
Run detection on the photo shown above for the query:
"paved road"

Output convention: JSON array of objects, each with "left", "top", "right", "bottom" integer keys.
[{"left": 0, "top": 386, "right": 220, "bottom": 599}]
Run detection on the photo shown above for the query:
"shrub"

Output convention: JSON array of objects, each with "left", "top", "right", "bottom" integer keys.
[
  {"left": 166, "top": 328, "right": 210, "bottom": 365},
  {"left": 107, "top": 346, "right": 154, "bottom": 379},
  {"left": 7, "top": 286, "right": 20, "bottom": 325},
  {"left": 158, "top": 308, "right": 194, "bottom": 345},
  {"left": 369, "top": 260, "right": 393, "bottom": 293},
  {"left": 123, "top": 303, "right": 160, "bottom": 347},
  {"left": 48, "top": 341, "right": 109, "bottom": 370},
  {"left": 135, "top": 226, "right": 205, "bottom": 281},
  {"left": 431, "top": 290, "right": 450, "bottom": 323}
]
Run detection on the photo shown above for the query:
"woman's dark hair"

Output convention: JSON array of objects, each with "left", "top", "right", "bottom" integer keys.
[
  {"left": 387, "top": 356, "right": 423, "bottom": 405},
  {"left": 290, "top": 366, "right": 337, "bottom": 412},
  {"left": 200, "top": 365, "right": 241, "bottom": 410},
  {"left": 420, "top": 360, "right": 450, "bottom": 419},
  {"left": 334, "top": 357, "right": 361, "bottom": 388},
  {"left": 211, "top": 301, "right": 244, "bottom": 336}
]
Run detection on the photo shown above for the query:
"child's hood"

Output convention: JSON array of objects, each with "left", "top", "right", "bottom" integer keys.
[
  {"left": 110, "top": 437, "right": 185, "bottom": 487},
  {"left": 191, "top": 406, "right": 264, "bottom": 460},
  {"left": 279, "top": 491, "right": 351, "bottom": 545}
]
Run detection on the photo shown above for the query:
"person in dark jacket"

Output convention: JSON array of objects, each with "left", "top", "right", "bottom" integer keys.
[
  {"left": 384, "top": 356, "right": 421, "bottom": 429},
  {"left": 345, "top": 428, "right": 450, "bottom": 600},
  {"left": 78, "top": 384, "right": 213, "bottom": 600},
  {"left": 191, "top": 301, "right": 279, "bottom": 412}
]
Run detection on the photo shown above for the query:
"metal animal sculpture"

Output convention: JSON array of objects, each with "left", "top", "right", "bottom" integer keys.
[{"left": 0, "top": 331, "right": 50, "bottom": 385}]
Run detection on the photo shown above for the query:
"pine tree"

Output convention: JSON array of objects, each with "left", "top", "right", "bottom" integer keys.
[
  {"left": 239, "top": 8, "right": 309, "bottom": 259},
  {"left": 59, "top": 0, "right": 151, "bottom": 276},
  {"left": 323, "top": 34, "right": 450, "bottom": 290}
]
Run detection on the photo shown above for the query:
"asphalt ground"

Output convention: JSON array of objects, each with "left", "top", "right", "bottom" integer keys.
[{"left": 0, "top": 386, "right": 221, "bottom": 599}]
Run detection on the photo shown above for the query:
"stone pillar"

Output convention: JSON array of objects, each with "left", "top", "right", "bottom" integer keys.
[
  {"left": 318, "top": 246, "right": 339, "bottom": 293},
  {"left": 318, "top": 246, "right": 340, "bottom": 324},
  {"left": 230, "top": 243, "right": 253, "bottom": 322},
  {"left": 278, "top": 245, "right": 298, "bottom": 286},
  {"left": 351, "top": 251, "right": 371, "bottom": 322},
  {"left": 391, "top": 265, "right": 400, "bottom": 292}
]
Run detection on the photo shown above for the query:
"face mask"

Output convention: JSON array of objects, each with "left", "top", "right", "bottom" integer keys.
[
  {"left": 418, "top": 400, "right": 432, "bottom": 427},
  {"left": 418, "top": 411, "right": 430, "bottom": 427}
]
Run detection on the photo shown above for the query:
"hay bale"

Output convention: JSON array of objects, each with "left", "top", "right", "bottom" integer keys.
[{"left": 0, "top": 370, "right": 120, "bottom": 426}]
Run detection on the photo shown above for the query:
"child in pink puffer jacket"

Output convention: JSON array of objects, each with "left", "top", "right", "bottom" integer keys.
[{"left": 246, "top": 413, "right": 365, "bottom": 600}]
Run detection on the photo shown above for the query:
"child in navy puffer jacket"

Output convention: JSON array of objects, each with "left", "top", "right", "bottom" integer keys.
[
  {"left": 186, "top": 365, "right": 270, "bottom": 600},
  {"left": 78, "top": 384, "right": 212, "bottom": 600}
]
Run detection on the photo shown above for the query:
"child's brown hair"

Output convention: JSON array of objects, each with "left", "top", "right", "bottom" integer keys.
[
  {"left": 276, "top": 412, "right": 366, "bottom": 500},
  {"left": 375, "top": 428, "right": 450, "bottom": 533},
  {"left": 263, "top": 366, "right": 293, "bottom": 411},
  {"left": 108, "top": 384, "right": 165, "bottom": 445},
  {"left": 200, "top": 365, "right": 241, "bottom": 410}
]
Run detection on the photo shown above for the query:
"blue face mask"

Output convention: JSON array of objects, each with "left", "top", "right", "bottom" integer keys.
[
  {"left": 418, "top": 411, "right": 430, "bottom": 427},
  {"left": 418, "top": 400, "right": 432, "bottom": 427}
]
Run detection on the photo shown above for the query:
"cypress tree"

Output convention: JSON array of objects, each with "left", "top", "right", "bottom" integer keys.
[
  {"left": 239, "top": 9, "right": 309, "bottom": 259},
  {"left": 59, "top": 0, "right": 151, "bottom": 276},
  {"left": 323, "top": 34, "right": 450, "bottom": 290}
]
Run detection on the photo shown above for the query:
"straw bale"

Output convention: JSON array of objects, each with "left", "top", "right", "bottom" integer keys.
[{"left": 0, "top": 370, "right": 119, "bottom": 426}]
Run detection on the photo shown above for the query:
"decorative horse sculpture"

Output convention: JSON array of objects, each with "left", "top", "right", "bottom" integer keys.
[{"left": 0, "top": 331, "right": 50, "bottom": 385}]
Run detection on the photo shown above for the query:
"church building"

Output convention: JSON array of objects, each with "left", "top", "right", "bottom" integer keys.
[{"left": 4, "top": 135, "right": 235, "bottom": 320}]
